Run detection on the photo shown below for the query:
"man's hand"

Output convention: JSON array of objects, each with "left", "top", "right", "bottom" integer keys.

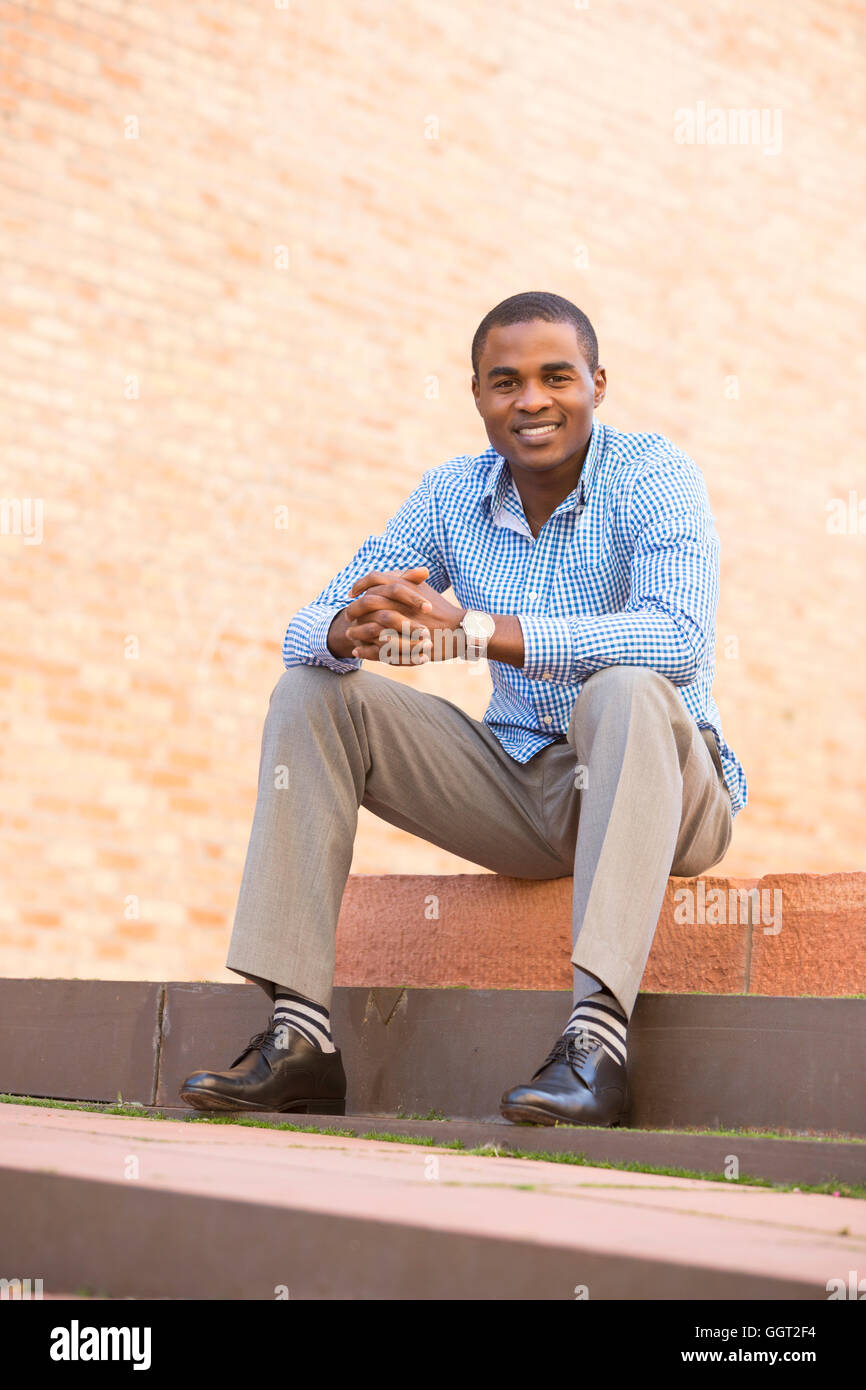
[
  {"left": 326, "top": 564, "right": 524, "bottom": 667},
  {"left": 326, "top": 567, "right": 437, "bottom": 664},
  {"left": 346, "top": 567, "right": 467, "bottom": 663}
]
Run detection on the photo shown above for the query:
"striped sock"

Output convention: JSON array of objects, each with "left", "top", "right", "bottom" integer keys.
[
  {"left": 563, "top": 987, "right": 628, "bottom": 1067},
  {"left": 273, "top": 988, "right": 337, "bottom": 1053}
]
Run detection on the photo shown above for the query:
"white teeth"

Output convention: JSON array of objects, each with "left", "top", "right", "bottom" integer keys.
[{"left": 519, "top": 424, "right": 558, "bottom": 436}]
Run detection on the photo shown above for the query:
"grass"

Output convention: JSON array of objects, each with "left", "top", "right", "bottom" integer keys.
[
  {"left": 7, "top": 1092, "right": 863, "bottom": 1144},
  {"left": 0, "top": 1094, "right": 167, "bottom": 1120},
  {"left": 2, "top": 1092, "right": 864, "bottom": 1199},
  {"left": 393, "top": 1108, "right": 449, "bottom": 1122},
  {"left": 683, "top": 1128, "right": 863, "bottom": 1143}
]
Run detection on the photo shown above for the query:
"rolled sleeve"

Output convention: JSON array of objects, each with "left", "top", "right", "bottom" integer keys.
[
  {"left": 516, "top": 614, "right": 579, "bottom": 683},
  {"left": 283, "top": 605, "right": 363, "bottom": 674}
]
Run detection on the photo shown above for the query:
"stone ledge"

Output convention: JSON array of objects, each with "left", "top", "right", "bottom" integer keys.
[
  {"left": 335, "top": 871, "right": 866, "bottom": 993},
  {"left": 748, "top": 872, "right": 866, "bottom": 995},
  {"left": 2, "top": 980, "right": 865, "bottom": 1137}
]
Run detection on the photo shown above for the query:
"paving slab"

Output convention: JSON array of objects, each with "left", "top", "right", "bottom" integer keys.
[
  {"left": 1, "top": 1102, "right": 863, "bottom": 1300},
  {"left": 148, "top": 1105, "right": 866, "bottom": 1187}
]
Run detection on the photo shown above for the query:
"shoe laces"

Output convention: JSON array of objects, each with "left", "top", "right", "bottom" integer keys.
[
  {"left": 237, "top": 1014, "right": 287, "bottom": 1059},
  {"left": 537, "top": 1033, "right": 602, "bottom": 1073}
]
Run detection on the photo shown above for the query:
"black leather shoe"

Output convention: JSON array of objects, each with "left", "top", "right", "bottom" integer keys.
[
  {"left": 179, "top": 1016, "right": 347, "bottom": 1115},
  {"left": 500, "top": 1034, "right": 629, "bottom": 1127}
]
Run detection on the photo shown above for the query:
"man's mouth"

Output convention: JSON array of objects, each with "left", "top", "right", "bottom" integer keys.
[{"left": 514, "top": 422, "right": 561, "bottom": 444}]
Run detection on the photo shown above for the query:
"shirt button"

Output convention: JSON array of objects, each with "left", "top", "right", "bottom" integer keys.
[
  {"left": 527, "top": 590, "right": 538, "bottom": 600},
  {"left": 543, "top": 715, "right": 553, "bottom": 725},
  {"left": 542, "top": 672, "right": 553, "bottom": 680}
]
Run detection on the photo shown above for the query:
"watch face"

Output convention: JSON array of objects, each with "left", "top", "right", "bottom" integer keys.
[{"left": 464, "top": 611, "right": 495, "bottom": 642}]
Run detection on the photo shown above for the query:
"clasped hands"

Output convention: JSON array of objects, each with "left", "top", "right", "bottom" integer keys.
[{"left": 328, "top": 567, "right": 467, "bottom": 665}]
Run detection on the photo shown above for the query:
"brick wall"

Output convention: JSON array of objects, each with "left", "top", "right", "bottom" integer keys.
[{"left": 1, "top": 0, "right": 863, "bottom": 983}]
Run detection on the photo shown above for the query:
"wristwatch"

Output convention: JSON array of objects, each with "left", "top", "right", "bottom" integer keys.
[{"left": 459, "top": 609, "right": 496, "bottom": 660}]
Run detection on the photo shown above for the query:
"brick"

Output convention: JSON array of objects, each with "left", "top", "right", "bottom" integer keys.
[{"left": 1, "top": 1, "right": 862, "bottom": 986}]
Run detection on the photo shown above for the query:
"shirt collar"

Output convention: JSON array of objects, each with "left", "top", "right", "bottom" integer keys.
[
  {"left": 578, "top": 416, "right": 605, "bottom": 503},
  {"left": 480, "top": 417, "right": 605, "bottom": 524}
]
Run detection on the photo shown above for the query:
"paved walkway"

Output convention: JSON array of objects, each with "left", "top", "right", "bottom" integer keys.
[{"left": 1, "top": 1103, "right": 863, "bottom": 1299}]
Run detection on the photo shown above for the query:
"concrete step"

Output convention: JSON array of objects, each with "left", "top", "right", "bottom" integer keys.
[
  {"left": 7, "top": 1097, "right": 863, "bottom": 1191},
  {"left": 2, "top": 1101, "right": 863, "bottom": 1300},
  {"left": 1, "top": 979, "right": 865, "bottom": 1138}
]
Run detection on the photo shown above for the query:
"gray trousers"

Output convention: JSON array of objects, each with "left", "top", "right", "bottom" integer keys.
[{"left": 225, "top": 662, "right": 733, "bottom": 1018}]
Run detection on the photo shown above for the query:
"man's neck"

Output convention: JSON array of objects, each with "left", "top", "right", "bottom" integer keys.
[{"left": 508, "top": 448, "right": 587, "bottom": 532}]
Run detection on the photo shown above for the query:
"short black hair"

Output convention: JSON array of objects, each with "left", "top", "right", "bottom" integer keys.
[{"left": 471, "top": 291, "right": 598, "bottom": 378}]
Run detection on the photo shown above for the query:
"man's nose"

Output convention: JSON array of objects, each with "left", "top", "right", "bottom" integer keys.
[{"left": 513, "top": 381, "right": 554, "bottom": 411}]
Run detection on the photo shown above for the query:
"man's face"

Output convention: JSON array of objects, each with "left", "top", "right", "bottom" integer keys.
[{"left": 471, "top": 319, "right": 606, "bottom": 475}]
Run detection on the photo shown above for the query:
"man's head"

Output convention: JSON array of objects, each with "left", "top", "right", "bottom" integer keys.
[{"left": 471, "top": 291, "right": 606, "bottom": 477}]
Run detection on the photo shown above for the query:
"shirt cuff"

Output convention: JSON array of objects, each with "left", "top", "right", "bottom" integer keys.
[
  {"left": 305, "top": 610, "right": 363, "bottom": 673},
  {"left": 516, "top": 614, "right": 579, "bottom": 684}
]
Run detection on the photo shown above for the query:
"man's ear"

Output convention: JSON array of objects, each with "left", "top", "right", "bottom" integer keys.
[
  {"left": 593, "top": 367, "right": 607, "bottom": 408},
  {"left": 471, "top": 375, "right": 481, "bottom": 411}
]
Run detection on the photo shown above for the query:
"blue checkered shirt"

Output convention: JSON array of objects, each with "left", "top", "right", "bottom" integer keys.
[{"left": 284, "top": 418, "right": 747, "bottom": 818}]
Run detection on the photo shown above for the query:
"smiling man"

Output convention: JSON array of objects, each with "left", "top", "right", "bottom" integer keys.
[{"left": 180, "top": 290, "right": 747, "bottom": 1127}]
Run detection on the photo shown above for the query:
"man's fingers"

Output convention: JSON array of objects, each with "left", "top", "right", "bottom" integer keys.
[
  {"left": 347, "top": 601, "right": 429, "bottom": 629},
  {"left": 350, "top": 582, "right": 432, "bottom": 612},
  {"left": 347, "top": 609, "right": 429, "bottom": 632},
  {"left": 343, "top": 594, "right": 381, "bottom": 621},
  {"left": 345, "top": 593, "right": 410, "bottom": 622},
  {"left": 350, "top": 566, "right": 429, "bottom": 592},
  {"left": 351, "top": 639, "right": 432, "bottom": 665},
  {"left": 387, "top": 582, "right": 433, "bottom": 611},
  {"left": 350, "top": 568, "right": 431, "bottom": 602},
  {"left": 343, "top": 593, "right": 376, "bottom": 620},
  {"left": 350, "top": 622, "right": 432, "bottom": 665},
  {"left": 346, "top": 623, "right": 382, "bottom": 644},
  {"left": 347, "top": 621, "right": 430, "bottom": 645}
]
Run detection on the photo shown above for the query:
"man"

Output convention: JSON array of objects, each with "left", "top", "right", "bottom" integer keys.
[{"left": 180, "top": 290, "right": 747, "bottom": 1127}]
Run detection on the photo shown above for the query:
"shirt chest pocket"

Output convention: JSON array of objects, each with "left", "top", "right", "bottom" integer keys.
[{"left": 553, "top": 542, "right": 629, "bottom": 613}]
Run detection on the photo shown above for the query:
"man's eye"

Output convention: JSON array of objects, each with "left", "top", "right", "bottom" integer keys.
[{"left": 495, "top": 376, "right": 569, "bottom": 388}]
